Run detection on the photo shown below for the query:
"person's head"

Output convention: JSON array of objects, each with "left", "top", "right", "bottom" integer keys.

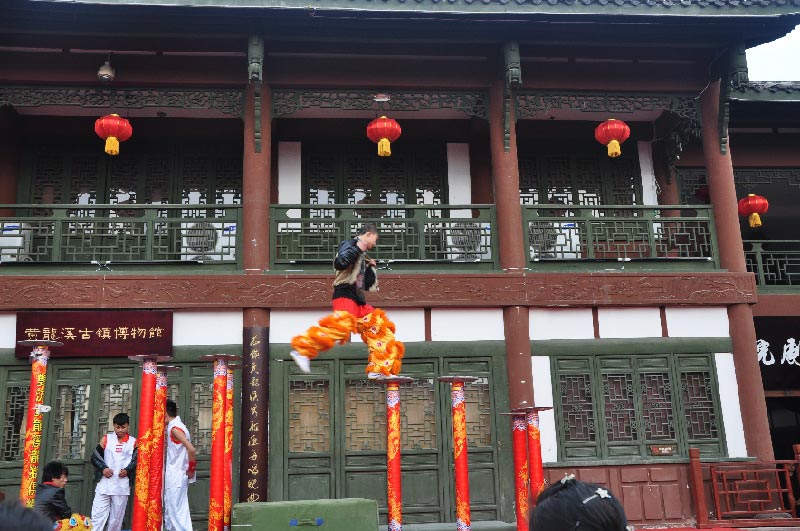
[
  {"left": 42, "top": 461, "right": 69, "bottom": 487},
  {"left": 356, "top": 223, "right": 379, "bottom": 250},
  {"left": 529, "top": 476, "right": 629, "bottom": 531},
  {"left": 0, "top": 501, "right": 53, "bottom": 531},
  {"left": 166, "top": 399, "right": 178, "bottom": 419},
  {"left": 112, "top": 413, "right": 130, "bottom": 438}
]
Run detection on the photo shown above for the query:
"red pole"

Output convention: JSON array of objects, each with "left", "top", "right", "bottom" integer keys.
[
  {"left": 224, "top": 368, "right": 234, "bottom": 531},
  {"left": 19, "top": 342, "right": 59, "bottom": 506},
  {"left": 146, "top": 368, "right": 168, "bottom": 531},
  {"left": 386, "top": 381, "right": 403, "bottom": 531},
  {"left": 450, "top": 381, "right": 472, "bottom": 531},
  {"left": 526, "top": 410, "right": 545, "bottom": 504},
  {"left": 131, "top": 358, "right": 158, "bottom": 531},
  {"left": 209, "top": 357, "right": 228, "bottom": 531},
  {"left": 511, "top": 415, "right": 529, "bottom": 531}
]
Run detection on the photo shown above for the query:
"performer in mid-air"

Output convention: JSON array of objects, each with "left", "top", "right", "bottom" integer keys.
[{"left": 290, "top": 223, "right": 404, "bottom": 379}]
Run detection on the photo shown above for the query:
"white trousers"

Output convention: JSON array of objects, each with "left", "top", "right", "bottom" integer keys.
[
  {"left": 164, "top": 485, "right": 193, "bottom": 531},
  {"left": 90, "top": 492, "right": 128, "bottom": 531}
]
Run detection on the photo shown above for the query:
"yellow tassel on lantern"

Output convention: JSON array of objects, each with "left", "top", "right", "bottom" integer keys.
[
  {"left": 377, "top": 138, "right": 391, "bottom": 157},
  {"left": 749, "top": 213, "right": 762, "bottom": 228},
  {"left": 607, "top": 140, "right": 621, "bottom": 158},
  {"left": 105, "top": 136, "right": 120, "bottom": 156}
]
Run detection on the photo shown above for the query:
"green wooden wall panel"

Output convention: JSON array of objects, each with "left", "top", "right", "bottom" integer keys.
[{"left": 289, "top": 474, "right": 332, "bottom": 500}]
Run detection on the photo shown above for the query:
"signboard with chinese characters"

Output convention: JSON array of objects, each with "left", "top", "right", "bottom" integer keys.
[
  {"left": 15, "top": 310, "right": 172, "bottom": 358},
  {"left": 755, "top": 316, "right": 800, "bottom": 390}
]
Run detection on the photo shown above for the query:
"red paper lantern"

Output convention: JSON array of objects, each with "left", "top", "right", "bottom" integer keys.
[
  {"left": 366, "top": 116, "right": 401, "bottom": 157},
  {"left": 738, "top": 193, "right": 769, "bottom": 228},
  {"left": 594, "top": 119, "right": 630, "bottom": 158},
  {"left": 94, "top": 114, "right": 132, "bottom": 156}
]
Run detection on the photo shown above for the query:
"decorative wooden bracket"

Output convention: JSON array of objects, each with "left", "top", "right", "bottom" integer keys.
[
  {"left": 503, "top": 41, "right": 522, "bottom": 152},
  {"left": 248, "top": 35, "right": 264, "bottom": 153}
]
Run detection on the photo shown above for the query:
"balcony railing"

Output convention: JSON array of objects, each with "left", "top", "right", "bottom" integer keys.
[
  {"left": 744, "top": 240, "right": 800, "bottom": 287},
  {"left": 0, "top": 202, "right": 721, "bottom": 273},
  {"left": 0, "top": 204, "right": 241, "bottom": 266},
  {"left": 522, "top": 204, "right": 718, "bottom": 268},
  {"left": 270, "top": 204, "right": 498, "bottom": 271}
]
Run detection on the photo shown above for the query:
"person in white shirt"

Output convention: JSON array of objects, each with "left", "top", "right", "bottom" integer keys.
[
  {"left": 163, "top": 399, "right": 197, "bottom": 531},
  {"left": 90, "top": 413, "right": 137, "bottom": 531}
]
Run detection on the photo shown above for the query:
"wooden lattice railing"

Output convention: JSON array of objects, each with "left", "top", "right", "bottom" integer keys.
[{"left": 689, "top": 446, "right": 800, "bottom": 528}]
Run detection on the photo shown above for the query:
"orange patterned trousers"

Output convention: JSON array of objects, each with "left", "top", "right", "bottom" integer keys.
[{"left": 290, "top": 298, "right": 405, "bottom": 376}]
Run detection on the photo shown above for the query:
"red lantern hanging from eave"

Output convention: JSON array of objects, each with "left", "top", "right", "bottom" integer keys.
[
  {"left": 94, "top": 114, "right": 133, "bottom": 156},
  {"left": 366, "top": 116, "right": 401, "bottom": 157},
  {"left": 594, "top": 118, "right": 631, "bottom": 158},
  {"left": 738, "top": 193, "right": 769, "bottom": 228}
]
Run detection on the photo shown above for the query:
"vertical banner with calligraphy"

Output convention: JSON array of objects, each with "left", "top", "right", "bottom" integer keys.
[{"left": 240, "top": 325, "right": 268, "bottom": 503}]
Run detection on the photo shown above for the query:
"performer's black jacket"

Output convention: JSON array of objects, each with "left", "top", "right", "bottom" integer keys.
[
  {"left": 332, "top": 238, "right": 376, "bottom": 305},
  {"left": 90, "top": 443, "right": 138, "bottom": 483},
  {"left": 33, "top": 483, "right": 72, "bottom": 522}
]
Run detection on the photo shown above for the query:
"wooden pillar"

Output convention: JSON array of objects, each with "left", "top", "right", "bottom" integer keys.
[
  {"left": 700, "top": 79, "right": 773, "bottom": 460},
  {"left": 489, "top": 78, "right": 533, "bottom": 410},
  {"left": 240, "top": 311, "right": 269, "bottom": 502},
  {"left": 240, "top": 41, "right": 273, "bottom": 500},
  {"left": 242, "top": 81, "right": 271, "bottom": 273}
]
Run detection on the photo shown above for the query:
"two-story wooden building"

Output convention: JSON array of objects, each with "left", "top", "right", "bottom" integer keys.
[{"left": 2, "top": 0, "right": 800, "bottom": 528}]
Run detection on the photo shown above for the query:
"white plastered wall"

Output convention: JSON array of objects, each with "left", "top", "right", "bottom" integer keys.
[
  {"left": 270, "top": 309, "right": 426, "bottom": 345},
  {"left": 173, "top": 310, "right": 244, "bottom": 346},
  {"left": 447, "top": 143, "right": 471, "bottom": 217},
  {"left": 278, "top": 142, "right": 302, "bottom": 206},
  {"left": 430, "top": 309, "right": 504, "bottom": 341},
  {"left": 638, "top": 141, "right": 658, "bottom": 206},
  {"left": 0, "top": 313, "right": 15, "bottom": 349}
]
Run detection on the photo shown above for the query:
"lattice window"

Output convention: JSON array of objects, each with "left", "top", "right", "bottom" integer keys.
[
  {"left": 554, "top": 353, "right": 723, "bottom": 460},
  {"left": 519, "top": 151, "right": 640, "bottom": 207},
  {"left": 189, "top": 381, "right": 213, "bottom": 456},
  {"left": 51, "top": 384, "right": 91, "bottom": 460},
  {"left": 303, "top": 144, "right": 445, "bottom": 213},
  {"left": 2, "top": 383, "right": 29, "bottom": 461},
  {"left": 464, "top": 378, "right": 492, "bottom": 448},
  {"left": 603, "top": 373, "right": 636, "bottom": 442},
  {"left": 95, "top": 382, "right": 134, "bottom": 444},
  {"left": 559, "top": 373, "right": 596, "bottom": 444},
  {"left": 288, "top": 380, "right": 331, "bottom": 453},
  {"left": 403, "top": 378, "right": 437, "bottom": 450},
  {"left": 345, "top": 379, "right": 386, "bottom": 451},
  {"left": 680, "top": 371, "right": 719, "bottom": 440},
  {"left": 641, "top": 372, "right": 676, "bottom": 441}
]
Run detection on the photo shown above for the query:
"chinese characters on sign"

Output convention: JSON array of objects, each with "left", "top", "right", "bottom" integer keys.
[
  {"left": 241, "top": 326, "right": 268, "bottom": 503},
  {"left": 15, "top": 311, "right": 172, "bottom": 358},
  {"left": 757, "top": 338, "right": 800, "bottom": 367}
]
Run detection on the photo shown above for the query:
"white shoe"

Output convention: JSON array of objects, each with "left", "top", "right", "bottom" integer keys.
[
  {"left": 367, "top": 372, "right": 385, "bottom": 380},
  {"left": 289, "top": 351, "right": 311, "bottom": 373}
]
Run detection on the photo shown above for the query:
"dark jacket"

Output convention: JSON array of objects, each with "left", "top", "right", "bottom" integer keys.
[
  {"left": 91, "top": 442, "right": 138, "bottom": 483},
  {"left": 33, "top": 483, "right": 72, "bottom": 522},
  {"left": 331, "top": 238, "right": 376, "bottom": 305}
]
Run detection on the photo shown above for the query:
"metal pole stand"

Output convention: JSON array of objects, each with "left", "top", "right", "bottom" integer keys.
[
  {"left": 128, "top": 354, "right": 171, "bottom": 531},
  {"left": 223, "top": 364, "right": 241, "bottom": 531},
  {"left": 199, "top": 354, "right": 242, "bottom": 531},
  {"left": 438, "top": 376, "right": 479, "bottom": 531},
  {"left": 18, "top": 339, "right": 62, "bottom": 507},
  {"left": 503, "top": 405, "right": 553, "bottom": 531},
  {"left": 373, "top": 375, "right": 414, "bottom": 531}
]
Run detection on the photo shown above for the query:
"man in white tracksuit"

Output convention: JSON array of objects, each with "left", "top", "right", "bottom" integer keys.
[
  {"left": 90, "top": 412, "right": 137, "bottom": 531},
  {"left": 164, "top": 399, "right": 197, "bottom": 531}
]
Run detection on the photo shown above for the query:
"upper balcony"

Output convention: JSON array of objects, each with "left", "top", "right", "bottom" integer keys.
[{"left": 0, "top": 202, "right": 720, "bottom": 274}]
